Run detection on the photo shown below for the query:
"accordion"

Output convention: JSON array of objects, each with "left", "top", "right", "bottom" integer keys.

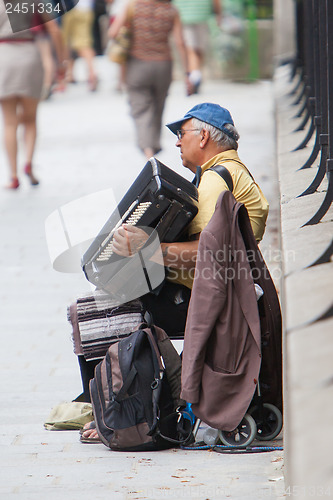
[{"left": 82, "top": 158, "right": 198, "bottom": 301}]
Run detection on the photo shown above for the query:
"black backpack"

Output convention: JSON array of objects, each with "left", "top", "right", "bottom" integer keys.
[{"left": 89, "top": 324, "right": 193, "bottom": 451}]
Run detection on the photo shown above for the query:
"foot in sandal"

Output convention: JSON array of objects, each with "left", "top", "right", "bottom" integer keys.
[{"left": 80, "top": 421, "right": 101, "bottom": 443}]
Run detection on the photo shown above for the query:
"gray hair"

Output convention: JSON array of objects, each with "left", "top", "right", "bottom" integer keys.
[{"left": 191, "top": 118, "right": 240, "bottom": 150}]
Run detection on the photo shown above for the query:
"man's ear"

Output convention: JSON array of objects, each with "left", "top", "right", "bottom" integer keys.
[{"left": 199, "top": 129, "right": 210, "bottom": 148}]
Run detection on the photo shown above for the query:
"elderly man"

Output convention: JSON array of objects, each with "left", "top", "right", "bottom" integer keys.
[
  {"left": 110, "top": 102, "right": 269, "bottom": 336},
  {"left": 80, "top": 102, "right": 269, "bottom": 442},
  {"left": 166, "top": 102, "right": 269, "bottom": 243},
  {"left": 115, "top": 104, "right": 268, "bottom": 270}
]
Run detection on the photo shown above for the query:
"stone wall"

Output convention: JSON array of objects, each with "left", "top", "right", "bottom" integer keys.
[{"left": 274, "top": 64, "right": 333, "bottom": 497}]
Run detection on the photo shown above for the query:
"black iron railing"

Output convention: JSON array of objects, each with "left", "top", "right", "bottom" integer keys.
[{"left": 289, "top": 0, "right": 333, "bottom": 263}]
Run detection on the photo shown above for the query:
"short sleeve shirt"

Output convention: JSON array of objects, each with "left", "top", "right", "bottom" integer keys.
[
  {"left": 173, "top": 0, "right": 213, "bottom": 24},
  {"left": 130, "top": 0, "right": 176, "bottom": 61},
  {"left": 168, "top": 150, "right": 269, "bottom": 289},
  {"left": 189, "top": 150, "right": 269, "bottom": 241}
]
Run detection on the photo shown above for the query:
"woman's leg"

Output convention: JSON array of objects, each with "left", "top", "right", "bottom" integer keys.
[
  {"left": 126, "top": 59, "right": 154, "bottom": 155},
  {"left": 126, "top": 59, "right": 171, "bottom": 157},
  {"left": 1, "top": 97, "right": 19, "bottom": 187},
  {"left": 151, "top": 61, "right": 172, "bottom": 154},
  {"left": 75, "top": 10, "right": 98, "bottom": 91},
  {"left": 183, "top": 24, "right": 208, "bottom": 94},
  {"left": 78, "top": 46, "right": 98, "bottom": 90},
  {"left": 19, "top": 97, "right": 39, "bottom": 185}
]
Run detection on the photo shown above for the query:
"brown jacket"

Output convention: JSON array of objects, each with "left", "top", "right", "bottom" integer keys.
[{"left": 181, "top": 191, "right": 262, "bottom": 431}]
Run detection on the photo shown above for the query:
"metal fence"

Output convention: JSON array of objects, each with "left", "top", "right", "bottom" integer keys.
[{"left": 289, "top": 0, "right": 333, "bottom": 263}]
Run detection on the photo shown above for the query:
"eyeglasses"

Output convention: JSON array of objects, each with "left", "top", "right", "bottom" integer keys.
[{"left": 176, "top": 129, "right": 200, "bottom": 140}]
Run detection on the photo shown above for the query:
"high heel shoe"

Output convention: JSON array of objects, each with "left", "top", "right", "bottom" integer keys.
[
  {"left": 5, "top": 177, "right": 19, "bottom": 190},
  {"left": 24, "top": 163, "right": 39, "bottom": 186}
]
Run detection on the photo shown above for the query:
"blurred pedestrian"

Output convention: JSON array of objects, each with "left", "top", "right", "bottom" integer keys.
[
  {"left": 173, "top": 0, "right": 222, "bottom": 94},
  {"left": 108, "top": 0, "right": 127, "bottom": 92},
  {"left": 0, "top": 8, "right": 66, "bottom": 189},
  {"left": 33, "top": 21, "right": 57, "bottom": 100},
  {"left": 109, "top": 0, "right": 190, "bottom": 159},
  {"left": 62, "top": 0, "right": 99, "bottom": 91},
  {"left": 92, "top": 0, "right": 108, "bottom": 56}
]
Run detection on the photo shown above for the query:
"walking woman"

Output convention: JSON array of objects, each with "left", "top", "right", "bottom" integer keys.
[
  {"left": 109, "top": 0, "right": 190, "bottom": 159},
  {"left": 0, "top": 6, "right": 65, "bottom": 189}
]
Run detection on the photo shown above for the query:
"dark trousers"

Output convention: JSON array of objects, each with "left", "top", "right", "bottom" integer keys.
[
  {"left": 141, "top": 281, "right": 191, "bottom": 338},
  {"left": 77, "top": 355, "right": 100, "bottom": 403},
  {"left": 126, "top": 58, "right": 172, "bottom": 152}
]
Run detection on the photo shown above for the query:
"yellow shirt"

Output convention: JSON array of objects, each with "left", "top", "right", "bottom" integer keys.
[{"left": 168, "top": 150, "right": 269, "bottom": 289}]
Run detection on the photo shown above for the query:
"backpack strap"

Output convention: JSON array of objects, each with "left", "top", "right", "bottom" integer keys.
[
  {"left": 155, "top": 408, "right": 194, "bottom": 445},
  {"left": 192, "top": 166, "right": 202, "bottom": 188},
  {"left": 208, "top": 164, "right": 233, "bottom": 192},
  {"left": 113, "top": 365, "right": 138, "bottom": 409}
]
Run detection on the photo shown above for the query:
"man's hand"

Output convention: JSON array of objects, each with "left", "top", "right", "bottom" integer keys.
[{"left": 112, "top": 224, "right": 149, "bottom": 257}]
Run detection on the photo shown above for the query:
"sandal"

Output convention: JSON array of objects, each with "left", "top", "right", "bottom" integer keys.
[
  {"left": 79, "top": 420, "right": 95, "bottom": 435},
  {"left": 79, "top": 421, "right": 102, "bottom": 443}
]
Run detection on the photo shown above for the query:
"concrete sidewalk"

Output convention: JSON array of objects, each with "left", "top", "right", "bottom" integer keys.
[{"left": 0, "top": 56, "right": 283, "bottom": 500}]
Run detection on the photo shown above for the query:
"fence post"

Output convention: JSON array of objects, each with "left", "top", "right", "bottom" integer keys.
[{"left": 246, "top": 0, "right": 259, "bottom": 81}]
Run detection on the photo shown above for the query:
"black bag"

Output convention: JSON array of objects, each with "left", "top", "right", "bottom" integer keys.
[{"left": 89, "top": 324, "right": 193, "bottom": 451}]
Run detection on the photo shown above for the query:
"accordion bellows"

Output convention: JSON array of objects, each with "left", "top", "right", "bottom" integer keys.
[{"left": 68, "top": 293, "right": 144, "bottom": 361}]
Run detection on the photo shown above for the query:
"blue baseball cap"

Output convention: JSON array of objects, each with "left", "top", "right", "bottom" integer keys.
[{"left": 166, "top": 102, "right": 235, "bottom": 138}]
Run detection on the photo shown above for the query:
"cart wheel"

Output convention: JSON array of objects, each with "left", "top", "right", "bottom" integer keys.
[
  {"left": 218, "top": 414, "right": 257, "bottom": 448},
  {"left": 248, "top": 403, "right": 283, "bottom": 441}
]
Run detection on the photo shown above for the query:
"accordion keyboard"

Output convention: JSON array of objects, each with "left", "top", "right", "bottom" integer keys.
[{"left": 96, "top": 201, "right": 152, "bottom": 263}]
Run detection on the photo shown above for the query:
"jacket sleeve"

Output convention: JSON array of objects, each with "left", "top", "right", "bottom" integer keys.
[{"left": 181, "top": 230, "right": 227, "bottom": 403}]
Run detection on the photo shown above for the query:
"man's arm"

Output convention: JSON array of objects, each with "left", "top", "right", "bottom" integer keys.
[
  {"left": 159, "top": 238, "right": 199, "bottom": 270},
  {"left": 108, "top": 0, "right": 132, "bottom": 39},
  {"left": 112, "top": 224, "right": 200, "bottom": 271}
]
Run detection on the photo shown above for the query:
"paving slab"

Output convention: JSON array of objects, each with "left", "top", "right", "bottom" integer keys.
[{"left": 285, "top": 318, "right": 333, "bottom": 494}]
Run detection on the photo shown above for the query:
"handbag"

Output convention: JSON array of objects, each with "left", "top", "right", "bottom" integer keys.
[
  {"left": 108, "top": 0, "right": 135, "bottom": 64},
  {"left": 108, "top": 26, "right": 132, "bottom": 64}
]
